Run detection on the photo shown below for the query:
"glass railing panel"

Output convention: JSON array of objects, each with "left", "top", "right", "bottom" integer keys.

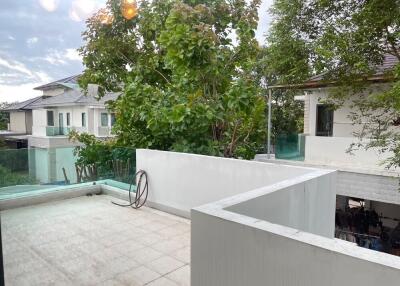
[
  {"left": 275, "top": 133, "right": 305, "bottom": 161},
  {"left": 0, "top": 146, "right": 136, "bottom": 200},
  {"left": 45, "top": 126, "right": 73, "bottom": 136}
]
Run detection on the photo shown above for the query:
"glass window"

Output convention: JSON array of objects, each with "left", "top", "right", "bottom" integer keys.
[
  {"left": 111, "top": 113, "right": 116, "bottom": 127},
  {"left": 66, "top": 113, "right": 71, "bottom": 126},
  {"left": 47, "top": 111, "right": 54, "bottom": 126},
  {"left": 101, "top": 113, "right": 109, "bottom": 127},
  {"left": 82, "top": 113, "right": 86, "bottom": 127},
  {"left": 316, "top": 105, "right": 334, "bottom": 137}
]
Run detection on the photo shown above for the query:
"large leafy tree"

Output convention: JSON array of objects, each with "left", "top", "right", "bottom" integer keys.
[
  {"left": 257, "top": 1, "right": 310, "bottom": 142},
  {"left": 79, "top": 0, "right": 266, "bottom": 159},
  {"left": 267, "top": 0, "right": 400, "bottom": 168},
  {"left": 0, "top": 103, "right": 10, "bottom": 131}
]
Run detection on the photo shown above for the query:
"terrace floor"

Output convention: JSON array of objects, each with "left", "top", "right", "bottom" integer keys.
[{"left": 1, "top": 195, "right": 191, "bottom": 286}]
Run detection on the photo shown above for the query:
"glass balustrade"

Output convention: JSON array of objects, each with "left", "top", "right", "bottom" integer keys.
[{"left": 0, "top": 146, "right": 136, "bottom": 200}]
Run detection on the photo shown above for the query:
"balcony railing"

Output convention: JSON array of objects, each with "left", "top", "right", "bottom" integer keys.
[
  {"left": 0, "top": 146, "right": 136, "bottom": 200},
  {"left": 46, "top": 126, "right": 72, "bottom": 136},
  {"left": 275, "top": 133, "right": 305, "bottom": 161}
]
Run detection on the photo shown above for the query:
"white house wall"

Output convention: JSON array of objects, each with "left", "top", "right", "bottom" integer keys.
[
  {"left": 9, "top": 111, "right": 27, "bottom": 133},
  {"left": 32, "top": 109, "right": 47, "bottom": 136},
  {"left": 42, "top": 88, "right": 65, "bottom": 97},
  {"left": 305, "top": 89, "right": 362, "bottom": 137},
  {"left": 304, "top": 136, "right": 393, "bottom": 170}
]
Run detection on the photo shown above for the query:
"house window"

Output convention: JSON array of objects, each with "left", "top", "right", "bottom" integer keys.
[
  {"left": 316, "top": 105, "right": 334, "bottom": 137},
  {"left": 101, "top": 113, "right": 109, "bottom": 127},
  {"left": 47, "top": 111, "right": 54, "bottom": 126},
  {"left": 66, "top": 113, "right": 71, "bottom": 126},
  {"left": 82, "top": 113, "right": 86, "bottom": 127},
  {"left": 110, "top": 113, "right": 116, "bottom": 127}
]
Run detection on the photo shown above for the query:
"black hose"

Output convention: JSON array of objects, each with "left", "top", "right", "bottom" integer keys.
[{"left": 112, "top": 170, "right": 148, "bottom": 209}]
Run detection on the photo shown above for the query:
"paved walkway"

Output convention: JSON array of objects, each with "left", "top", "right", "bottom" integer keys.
[{"left": 1, "top": 195, "right": 190, "bottom": 285}]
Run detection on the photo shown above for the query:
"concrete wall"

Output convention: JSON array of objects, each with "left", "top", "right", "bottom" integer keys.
[
  {"left": 255, "top": 157, "right": 400, "bottom": 206},
  {"left": 305, "top": 135, "right": 393, "bottom": 171},
  {"left": 337, "top": 171, "right": 400, "bottom": 205},
  {"left": 136, "top": 149, "right": 318, "bottom": 217},
  {"left": 9, "top": 111, "right": 26, "bottom": 133},
  {"left": 305, "top": 88, "right": 386, "bottom": 137},
  {"left": 192, "top": 209, "right": 400, "bottom": 286},
  {"left": 226, "top": 171, "right": 336, "bottom": 238},
  {"left": 25, "top": 111, "right": 32, "bottom": 134},
  {"left": 32, "top": 109, "right": 48, "bottom": 136}
]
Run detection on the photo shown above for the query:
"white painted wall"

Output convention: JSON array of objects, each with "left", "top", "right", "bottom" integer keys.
[
  {"left": 136, "top": 149, "right": 320, "bottom": 217},
  {"left": 42, "top": 88, "right": 65, "bottom": 97},
  {"left": 226, "top": 171, "right": 336, "bottom": 238},
  {"left": 32, "top": 109, "right": 49, "bottom": 136},
  {"left": 31, "top": 106, "right": 113, "bottom": 138},
  {"left": 337, "top": 171, "right": 400, "bottom": 205},
  {"left": 9, "top": 111, "right": 26, "bottom": 133},
  {"left": 190, "top": 159, "right": 399, "bottom": 286},
  {"left": 305, "top": 87, "right": 389, "bottom": 137},
  {"left": 305, "top": 135, "right": 393, "bottom": 171},
  {"left": 192, "top": 208, "right": 400, "bottom": 286}
]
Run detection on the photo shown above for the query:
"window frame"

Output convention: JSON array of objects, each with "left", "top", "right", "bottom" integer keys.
[
  {"left": 47, "top": 110, "right": 54, "bottom": 127},
  {"left": 81, "top": 112, "right": 87, "bottom": 127},
  {"left": 66, "top": 113, "right": 71, "bottom": 126},
  {"left": 315, "top": 104, "right": 334, "bottom": 137},
  {"left": 100, "top": 112, "right": 109, "bottom": 127}
]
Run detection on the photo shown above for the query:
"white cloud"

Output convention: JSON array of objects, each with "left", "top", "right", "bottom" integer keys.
[
  {"left": 0, "top": 83, "right": 43, "bottom": 103},
  {"left": 8, "top": 36, "right": 15, "bottom": 41},
  {"left": 38, "top": 0, "right": 59, "bottom": 12},
  {"left": 42, "top": 48, "right": 81, "bottom": 65},
  {"left": 69, "top": 0, "right": 99, "bottom": 22},
  {"left": 0, "top": 56, "right": 52, "bottom": 87},
  {"left": 0, "top": 57, "right": 33, "bottom": 77},
  {"left": 26, "top": 37, "right": 39, "bottom": 47},
  {"left": 65, "top": 49, "right": 82, "bottom": 61},
  {"left": 43, "top": 49, "right": 67, "bottom": 65}
]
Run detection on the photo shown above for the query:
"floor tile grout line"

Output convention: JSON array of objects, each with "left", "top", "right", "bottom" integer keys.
[{"left": 143, "top": 263, "right": 190, "bottom": 286}]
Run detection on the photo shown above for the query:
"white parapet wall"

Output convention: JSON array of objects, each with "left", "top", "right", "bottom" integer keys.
[
  {"left": 305, "top": 136, "right": 393, "bottom": 171},
  {"left": 136, "top": 149, "right": 400, "bottom": 285},
  {"left": 190, "top": 166, "right": 400, "bottom": 285},
  {"left": 136, "top": 149, "right": 324, "bottom": 218}
]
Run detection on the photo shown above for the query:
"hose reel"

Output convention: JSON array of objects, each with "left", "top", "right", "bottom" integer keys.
[{"left": 112, "top": 170, "right": 148, "bottom": 209}]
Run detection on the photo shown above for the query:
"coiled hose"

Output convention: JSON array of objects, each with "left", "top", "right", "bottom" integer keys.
[{"left": 112, "top": 170, "right": 148, "bottom": 209}]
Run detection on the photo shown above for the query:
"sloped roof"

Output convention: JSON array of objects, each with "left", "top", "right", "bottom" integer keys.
[
  {"left": 29, "top": 89, "right": 120, "bottom": 108},
  {"left": 34, "top": 75, "right": 81, "bottom": 91},
  {"left": 2, "top": 96, "right": 49, "bottom": 111},
  {"left": 271, "top": 53, "right": 399, "bottom": 89}
]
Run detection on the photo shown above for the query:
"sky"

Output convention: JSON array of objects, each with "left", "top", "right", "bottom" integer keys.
[{"left": 0, "top": 0, "right": 273, "bottom": 103}]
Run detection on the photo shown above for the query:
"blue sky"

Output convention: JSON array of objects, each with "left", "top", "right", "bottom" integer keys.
[{"left": 0, "top": 0, "right": 272, "bottom": 103}]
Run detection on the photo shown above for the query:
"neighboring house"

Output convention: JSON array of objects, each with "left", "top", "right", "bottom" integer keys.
[
  {"left": 1, "top": 75, "right": 119, "bottom": 149},
  {"left": 257, "top": 54, "right": 400, "bottom": 246},
  {"left": 28, "top": 87, "right": 119, "bottom": 149},
  {"left": 0, "top": 96, "right": 46, "bottom": 149},
  {"left": 1, "top": 75, "right": 119, "bottom": 183}
]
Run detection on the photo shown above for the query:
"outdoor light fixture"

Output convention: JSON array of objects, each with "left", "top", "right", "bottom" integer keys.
[{"left": 121, "top": 0, "right": 138, "bottom": 20}]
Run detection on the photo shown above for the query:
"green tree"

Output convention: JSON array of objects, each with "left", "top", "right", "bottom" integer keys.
[
  {"left": 79, "top": 0, "right": 266, "bottom": 159},
  {"left": 0, "top": 102, "right": 10, "bottom": 131},
  {"left": 266, "top": 0, "right": 400, "bottom": 168}
]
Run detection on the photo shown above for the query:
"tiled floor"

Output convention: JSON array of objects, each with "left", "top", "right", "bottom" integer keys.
[{"left": 1, "top": 195, "right": 191, "bottom": 285}]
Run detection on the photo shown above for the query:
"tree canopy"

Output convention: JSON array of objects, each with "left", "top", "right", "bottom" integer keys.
[
  {"left": 79, "top": 0, "right": 266, "bottom": 159},
  {"left": 266, "top": 0, "right": 400, "bottom": 168}
]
